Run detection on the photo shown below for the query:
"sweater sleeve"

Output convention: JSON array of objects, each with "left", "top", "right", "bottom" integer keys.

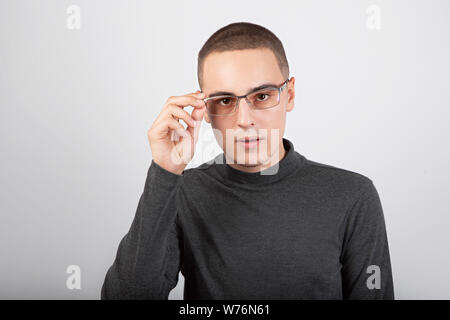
[
  {"left": 101, "top": 160, "right": 184, "bottom": 299},
  {"left": 340, "top": 180, "right": 395, "bottom": 300}
]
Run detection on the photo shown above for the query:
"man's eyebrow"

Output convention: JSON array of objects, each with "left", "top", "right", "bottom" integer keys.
[{"left": 207, "top": 82, "right": 279, "bottom": 98}]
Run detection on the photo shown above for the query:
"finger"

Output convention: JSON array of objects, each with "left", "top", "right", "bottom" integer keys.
[
  {"left": 190, "top": 90, "right": 206, "bottom": 122},
  {"left": 191, "top": 101, "right": 206, "bottom": 122},
  {"left": 166, "top": 104, "right": 196, "bottom": 128},
  {"left": 190, "top": 89, "right": 204, "bottom": 97},
  {"left": 186, "top": 106, "right": 205, "bottom": 140},
  {"left": 188, "top": 90, "right": 206, "bottom": 136},
  {"left": 165, "top": 93, "right": 206, "bottom": 109},
  {"left": 166, "top": 118, "right": 191, "bottom": 139},
  {"left": 150, "top": 116, "right": 186, "bottom": 141}
]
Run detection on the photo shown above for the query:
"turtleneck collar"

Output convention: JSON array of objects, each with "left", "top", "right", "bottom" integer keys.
[{"left": 212, "top": 138, "right": 304, "bottom": 185}]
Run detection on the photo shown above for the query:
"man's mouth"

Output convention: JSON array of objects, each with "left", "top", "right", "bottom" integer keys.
[
  {"left": 237, "top": 136, "right": 260, "bottom": 142},
  {"left": 236, "top": 136, "right": 263, "bottom": 149}
]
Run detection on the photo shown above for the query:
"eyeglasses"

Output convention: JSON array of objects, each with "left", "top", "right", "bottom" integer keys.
[{"left": 202, "top": 78, "right": 290, "bottom": 116}]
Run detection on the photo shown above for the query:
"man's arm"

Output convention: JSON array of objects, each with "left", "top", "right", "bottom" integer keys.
[
  {"left": 101, "top": 160, "right": 184, "bottom": 299},
  {"left": 340, "top": 179, "right": 395, "bottom": 299}
]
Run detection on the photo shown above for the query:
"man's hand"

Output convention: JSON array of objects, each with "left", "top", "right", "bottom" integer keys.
[{"left": 147, "top": 90, "right": 206, "bottom": 175}]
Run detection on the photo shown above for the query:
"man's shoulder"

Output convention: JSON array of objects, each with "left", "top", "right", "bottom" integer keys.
[{"left": 300, "top": 155, "right": 375, "bottom": 194}]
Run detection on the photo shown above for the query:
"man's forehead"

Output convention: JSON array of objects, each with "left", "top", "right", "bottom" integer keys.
[{"left": 201, "top": 49, "right": 283, "bottom": 93}]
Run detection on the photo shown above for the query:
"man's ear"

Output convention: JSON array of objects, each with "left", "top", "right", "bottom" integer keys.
[{"left": 286, "top": 76, "right": 295, "bottom": 112}]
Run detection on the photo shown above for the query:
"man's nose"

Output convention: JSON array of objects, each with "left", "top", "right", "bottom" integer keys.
[{"left": 236, "top": 98, "right": 254, "bottom": 127}]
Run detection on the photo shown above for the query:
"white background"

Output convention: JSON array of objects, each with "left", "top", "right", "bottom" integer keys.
[{"left": 1, "top": 0, "right": 449, "bottom": 299}]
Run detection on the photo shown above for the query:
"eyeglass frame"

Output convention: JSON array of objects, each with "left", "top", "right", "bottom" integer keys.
[{"left": 202, "top": 77, "right": 290, "bottom": 116}]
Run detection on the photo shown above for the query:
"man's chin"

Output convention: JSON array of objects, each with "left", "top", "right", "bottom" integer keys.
[
  {"left": 225, "top": 152, "right": 270, "bottom": 167},
  {"left": 236, "top": 161, "right": 263, "bottom": 168}
]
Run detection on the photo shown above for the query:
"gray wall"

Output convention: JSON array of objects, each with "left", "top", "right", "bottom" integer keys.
[{"left": 1, "top": 0, "right": 449, "bottom": 299}]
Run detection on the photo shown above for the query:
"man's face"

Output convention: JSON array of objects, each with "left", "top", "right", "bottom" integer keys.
[{"left": 200, "top": 48, "right": 295, "bottom": 172}]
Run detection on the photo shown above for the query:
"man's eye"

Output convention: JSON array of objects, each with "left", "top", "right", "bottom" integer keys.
[
  {"left": 257, "top": 94, "right": 268, "bottom": 101},
  {"left": 220, "top": 98, "right": 231, "bottom": 105}
]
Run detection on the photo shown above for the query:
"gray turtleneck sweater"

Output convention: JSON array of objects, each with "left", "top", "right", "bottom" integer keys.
[{"left": 101, "top": 138, "right": 394, "bottom": 299}]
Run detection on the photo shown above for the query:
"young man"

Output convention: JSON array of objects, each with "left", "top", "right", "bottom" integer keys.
[{"left": 101, "top": 22, "right": 394, "bottom": 300}]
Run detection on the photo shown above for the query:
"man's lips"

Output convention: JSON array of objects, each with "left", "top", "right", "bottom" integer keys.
[
  {"left": 237, "top": 137, "right": 262, "bottom": 142},
  {"left": 236, "top": 137, "right": 264, "bottom": 149}
]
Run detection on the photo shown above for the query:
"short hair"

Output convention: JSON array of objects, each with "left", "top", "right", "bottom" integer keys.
[{"left": 197, "top": 22, "right": 289, "bottom": 89}]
